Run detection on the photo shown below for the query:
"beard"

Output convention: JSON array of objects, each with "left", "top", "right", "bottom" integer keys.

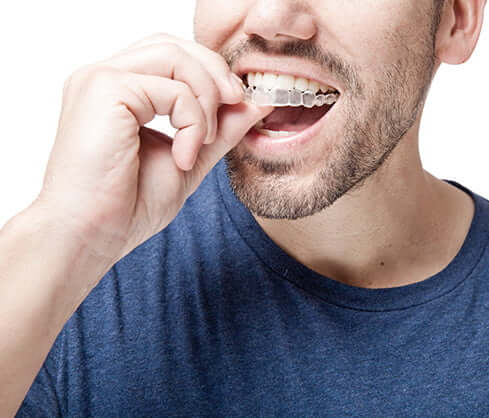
[{"left": 222, "top": 11, "right": 439, "bottom": 220}]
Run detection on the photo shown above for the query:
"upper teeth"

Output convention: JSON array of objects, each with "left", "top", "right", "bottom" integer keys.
[{"left": 246, "top": 72, "right": 337, "bottom": 94}]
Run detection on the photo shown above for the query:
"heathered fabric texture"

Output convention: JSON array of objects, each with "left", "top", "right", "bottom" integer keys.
[{"left": 17, "top": 158, "right": 489, "bottom": 417}]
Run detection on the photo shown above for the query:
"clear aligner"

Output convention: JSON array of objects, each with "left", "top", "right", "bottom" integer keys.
[{"left": 244, "top": 86, "right": 339, "bottom": 108}]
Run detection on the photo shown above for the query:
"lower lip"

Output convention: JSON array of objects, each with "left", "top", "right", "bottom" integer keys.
[{"left": 243, "top": 100, "right": 339, "bottom": 154}]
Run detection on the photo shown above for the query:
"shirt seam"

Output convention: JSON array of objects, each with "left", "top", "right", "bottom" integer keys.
[{"left": 217, "top": 166, "right": 489, "bottom": 313}]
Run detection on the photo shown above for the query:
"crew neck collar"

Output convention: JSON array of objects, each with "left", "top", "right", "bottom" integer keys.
[{"left": 214, "top": 158, "right": 489, "bottom": 312}]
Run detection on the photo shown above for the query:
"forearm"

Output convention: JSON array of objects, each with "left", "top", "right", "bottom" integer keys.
[{"left": 0, "top": 203, "right": 116, "bottom": 416}]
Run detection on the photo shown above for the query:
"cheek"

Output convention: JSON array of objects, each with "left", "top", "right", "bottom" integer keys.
[
  {"left": 194, "top": 1, "right": 247, "bottom": 51},
  {"left": 324, "top": 1, "right": 426, "bottom": 68}
]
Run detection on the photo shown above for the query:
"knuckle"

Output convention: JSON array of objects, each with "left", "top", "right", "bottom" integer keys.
[
  {"left": 180, "top": 99, "right": 207, "bottom": 131},
  {"left": 128, "top": 32, "right": 171, "bottom": 48},
  {"left": 144, "top": 32, "right": 172, "bottom": 41},
  {"left": 174, "top": 80, "right": 194, "bottom": 99},
  {"left": 64, "top": 64, "right": 123, "bottom": 101},
  {"left": 75, "top": 65, "right": 117, "bottom": 87},
  {"left": 62, "top": 66, "right": 88, "bottom": 95},
  {"left": 152, "top": 31, "right": 172, "bottom": 40},
  {"left": 70, "top": 63, "right": 94, "bottom": 79},
  {"left": 159, "top": 42, "right": 184, "bottom": 57},
  {"left": 89, "top": 66, "right": 116, "bottom": 81},
  {"left": 67, "top": 65, "right": 91, "bottom": 87},
  {"left": 172, "top": 82, "right": 207, "bottom": 131}
]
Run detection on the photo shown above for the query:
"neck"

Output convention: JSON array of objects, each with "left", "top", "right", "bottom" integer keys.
[{"left": 253, "top": 129, "right": 475, "bottom": 289}]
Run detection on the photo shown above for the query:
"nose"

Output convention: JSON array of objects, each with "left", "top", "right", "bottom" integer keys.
[{"left": 243, "top": 0, "right": 317, "bottom": 41}]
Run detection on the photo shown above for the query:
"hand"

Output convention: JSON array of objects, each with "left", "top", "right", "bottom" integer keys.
[{"left": 34, "top": 33, "right": 273, "bottom": 261}]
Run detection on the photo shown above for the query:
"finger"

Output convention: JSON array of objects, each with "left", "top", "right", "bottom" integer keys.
[
  {"left": 188, "top": 103, "right": 274, "bottom": 189},
  {"left": 136, "top": 126, "right": 180, "bottom": 214},
  {"left": 120, "top": 71, "right": 208, "bottom": 171},
  {"left": 105, "top": 35, "right": 244, "bottom": 105},
  {"left": 100, "top": 44, "right": 227, "bottom": 145},
  {"left": 108, "top": 32, "right": 175, "bottom": 56}
]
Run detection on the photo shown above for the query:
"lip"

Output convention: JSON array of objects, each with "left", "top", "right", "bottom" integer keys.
[
  {"left": 233, "top": 53, "right": 343, "bottom": 95},
  {"left": 242, "top": 96, "right": 341, "bottom": 155}
]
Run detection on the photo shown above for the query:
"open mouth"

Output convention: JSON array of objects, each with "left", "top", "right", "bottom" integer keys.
[{"left": 241, "top": 72, "right": 341, "bottom": 138}]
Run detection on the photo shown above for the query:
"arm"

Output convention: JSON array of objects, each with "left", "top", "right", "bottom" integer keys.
[
  {"left": 0, "top": 202, "right": 116, "bottom": 416},
  {"left": 0, "top": 31, "right": 270, "bottom": 417}
]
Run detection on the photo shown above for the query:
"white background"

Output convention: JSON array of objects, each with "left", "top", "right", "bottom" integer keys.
[{"left": 0, "top": 1, "right": 487, "bottom": 228}]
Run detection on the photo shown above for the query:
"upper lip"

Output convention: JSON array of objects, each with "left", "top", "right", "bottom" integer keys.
[{"left": 232, "top": 54, "right": 343, "bottom": 94}]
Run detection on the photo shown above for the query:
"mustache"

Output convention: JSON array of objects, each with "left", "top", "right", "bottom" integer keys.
[{"left": 220, "top": 34, "right": 364, "bottom": 96}]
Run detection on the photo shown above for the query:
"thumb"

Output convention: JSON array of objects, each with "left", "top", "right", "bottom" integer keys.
[{"left": 193, "top": 102, "right": 273, "bottom": 180}]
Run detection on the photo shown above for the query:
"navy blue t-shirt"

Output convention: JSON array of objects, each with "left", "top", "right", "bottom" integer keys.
[{"left": 17, "top": 158, "right": 489, "bottom": 416}]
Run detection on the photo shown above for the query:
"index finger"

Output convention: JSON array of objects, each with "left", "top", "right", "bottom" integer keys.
[
  {"left": 99, "top": 43, "right": 233, "bottom": 145},
  {"left": 107, "top": 33, "right": 243, "bottom": 104}
]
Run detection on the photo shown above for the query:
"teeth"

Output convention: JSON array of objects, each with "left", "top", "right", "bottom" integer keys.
[
  {"left": 247, "top": 73, "right": 256, "bottom": 88},
  {"left": 263, "top": 73, "right": 278, "bottom": 89},
  {"left": 276, "top": 74, "right": 295, "bottom": 90},
  {"left": 244, "top": 85, "right": 339, "bottom": 107},
  {"left": 241, "top": 72, "right": 340, "bottom": 107},
  {"left": 294, "top": 77, "right": 309, "bottom": 91},
  {"left": 303, "top": 91, "right": 315, "bottom": 108},
  {"left": 254, "top": 72, "right": 264, "bottom": 88},
  {"left": 324, "top": 94, "right": 338, "bottom": 105},
  {"left": 307, "top": 80, "right": 320, "bottom": 94},
  {"left": 242, "top": 71, "right": 338, "bottom": 95},
  {"left": 256, "top": 128, "right": 298, "bottom": 138}
]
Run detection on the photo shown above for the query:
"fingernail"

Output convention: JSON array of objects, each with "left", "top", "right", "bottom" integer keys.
[{"left": 228, "top": 73, "right": 246, "bottom": 97}]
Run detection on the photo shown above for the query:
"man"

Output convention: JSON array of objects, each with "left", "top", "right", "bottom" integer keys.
[{"left": 1, "top": 0, "right": 487, "bottom": 415}]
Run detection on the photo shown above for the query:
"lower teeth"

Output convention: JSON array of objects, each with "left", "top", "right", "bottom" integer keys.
[
  {"left": 244, "top": 86, "right": 338, "bottom": 108},
  {"left": 256, "top": 128, "right": 298, "bottom": 138}
]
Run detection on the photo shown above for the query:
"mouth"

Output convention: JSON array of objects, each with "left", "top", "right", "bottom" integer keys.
[{"left": 239, "top": 71, "right": 341, "bottom": 139}]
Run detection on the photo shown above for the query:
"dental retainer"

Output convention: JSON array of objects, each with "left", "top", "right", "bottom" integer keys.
[{"left": 243, "top": 85, "right": 339, "bottom": 108}]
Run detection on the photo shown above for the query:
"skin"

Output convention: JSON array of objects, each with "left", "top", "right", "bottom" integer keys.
[
  {"left": 194, "top": 0, "right": 487, "bottom": 288},
  {"left": 0, "top": 2, "right": 485, "bottom": 413}
]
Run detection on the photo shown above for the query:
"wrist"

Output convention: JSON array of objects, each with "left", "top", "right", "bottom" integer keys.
[
  {"left": 2, "top": 200, "right": 117, "bottom": 312},
  {"left": 27, "top": 196, "right": 125, "bottom": 264}
]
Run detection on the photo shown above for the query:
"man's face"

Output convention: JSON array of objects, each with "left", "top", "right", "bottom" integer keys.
[{"left": 194, "top": 1, "right": 442, "bottom": 220}]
